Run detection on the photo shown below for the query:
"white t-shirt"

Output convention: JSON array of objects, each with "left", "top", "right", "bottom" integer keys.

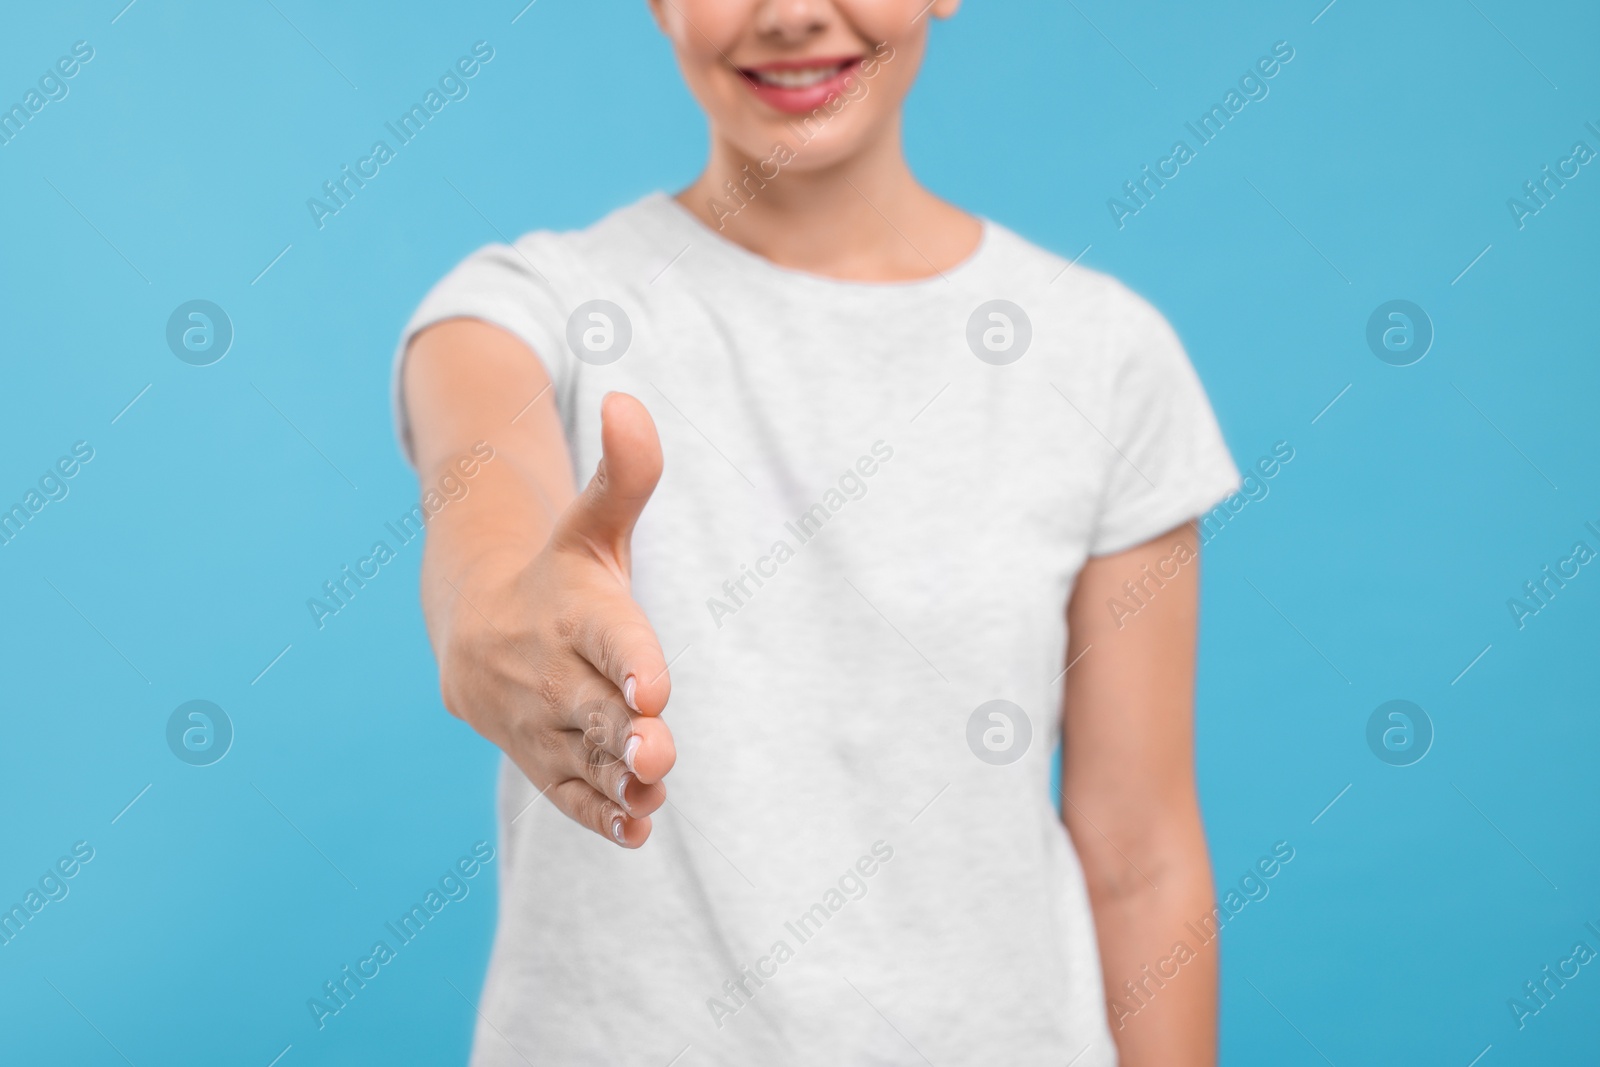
[{"left": 395, "top": 193, "right": 1238, "bottom": 1066}]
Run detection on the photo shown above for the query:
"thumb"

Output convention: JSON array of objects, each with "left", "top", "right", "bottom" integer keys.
[{"left": 554, "top": 392, "right": 662, "bottom": 569}]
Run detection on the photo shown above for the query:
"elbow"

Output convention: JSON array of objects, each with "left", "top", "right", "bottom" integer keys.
[{"left": 1066, "top": 810, "right": 1211, "bottom": 906}]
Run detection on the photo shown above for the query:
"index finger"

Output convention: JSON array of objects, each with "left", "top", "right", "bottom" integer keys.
[{"left": 561, "top": 591, "right": 671, "bottom": 716}]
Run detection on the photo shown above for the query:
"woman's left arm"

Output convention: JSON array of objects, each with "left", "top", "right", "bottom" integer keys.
[{"left": 1061, "top": 522, "right": 1217, "bottom": 1066}]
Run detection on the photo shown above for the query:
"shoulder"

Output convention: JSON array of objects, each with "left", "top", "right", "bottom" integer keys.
[
  {"left": 441, "top": 193, "right": 680, "bottom": 296},
  {"left": 520, "top": 194, "right": 682, "bottom": 289},
  {"left": 979, "top": 222, "right": 1181, "bottom": 367}
]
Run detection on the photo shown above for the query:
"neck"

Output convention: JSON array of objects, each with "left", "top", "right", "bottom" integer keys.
[{"left": 676, "top": 121, "right": 980, "bottom": 282}]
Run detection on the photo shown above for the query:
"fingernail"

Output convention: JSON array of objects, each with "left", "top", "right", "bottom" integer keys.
[
  {"left": 616, "top": 773, "right": 633, "bottom": 805},
  {"left": 623, "top": 675, "right": 638, "bottom": 711},
  {"left": 611, "top": 815, "right": 626, "bottom": 844},
  {"left": 623, "top": 734, "right": 641, "bottom": 775}
]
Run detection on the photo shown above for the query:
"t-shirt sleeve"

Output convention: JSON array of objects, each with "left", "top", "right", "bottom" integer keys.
[
  {"left": 390, "top": 235, "right": 576, "bottom": 466},
  {"left": 1087, "top": 290, "right": 1239, "bottom": 556}
]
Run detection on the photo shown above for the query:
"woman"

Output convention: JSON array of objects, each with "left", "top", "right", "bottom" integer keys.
[{"left": 396, "top": 2, "right": 1237, "bottom": 1063}]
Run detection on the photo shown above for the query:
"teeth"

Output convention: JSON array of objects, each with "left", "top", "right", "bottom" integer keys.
[{"left": 753, "top": 64, "right": 845, "bottom": 89}]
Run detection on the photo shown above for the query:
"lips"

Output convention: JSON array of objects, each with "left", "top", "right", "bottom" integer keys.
[{"left": 737, "top": 56, "right": 862, "bottom": 115}]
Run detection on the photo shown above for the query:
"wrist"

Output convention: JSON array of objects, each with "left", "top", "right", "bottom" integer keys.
[
  {"left": 453, "top": 543, "right": 533, "bottom": 597},
  {"left": 422, "top": 537, "right": 533, "bottom": 636}
]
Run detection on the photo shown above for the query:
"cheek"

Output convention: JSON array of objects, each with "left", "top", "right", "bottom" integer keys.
[
  {"left": 836, "top": 0, "right": 934, "bottom": 48},
  {"left": 665, "top": 9, "right": 748, "bottom": 112},
  {"left": 661, "top": 0, "right": 746, "bottom": 51}
]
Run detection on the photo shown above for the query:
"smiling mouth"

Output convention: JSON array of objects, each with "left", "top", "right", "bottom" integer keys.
[{"left": 741, "top": 59, "right": 859, "bottom": 89}]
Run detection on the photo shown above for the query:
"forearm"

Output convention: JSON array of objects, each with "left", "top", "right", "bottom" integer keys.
[
  {"left": 416, "top": 459, "right": 554, "bottom": 641},
  {"left": 1077, "top": 821, "right": 1217, "bottom": 1066},
  {"left": 403, "top": 319, "right": 576, "bottom": 644}
]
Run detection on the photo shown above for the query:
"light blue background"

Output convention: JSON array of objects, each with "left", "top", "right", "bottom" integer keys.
[{"left": 2, "top": 1, "right": 1597, "bottom": 1064}]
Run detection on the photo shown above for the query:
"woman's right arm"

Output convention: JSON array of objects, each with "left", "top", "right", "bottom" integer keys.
[{"left": 402, "top": 318, "right": 676, "bottom": 846}]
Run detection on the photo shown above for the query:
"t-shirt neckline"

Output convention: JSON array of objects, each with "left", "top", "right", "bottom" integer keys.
[{"left": 644, "top": 191, "right": 994, "bottom": 295}]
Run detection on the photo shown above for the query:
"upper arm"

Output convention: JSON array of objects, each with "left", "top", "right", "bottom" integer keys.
[{"left": 1060, "top": 523, "right": 1205, "bottom": 866}]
